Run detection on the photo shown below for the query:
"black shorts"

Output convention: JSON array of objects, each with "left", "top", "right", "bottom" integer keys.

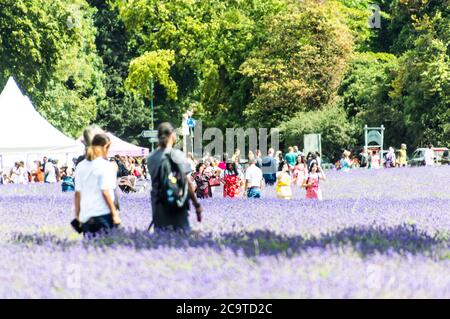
[{"left": 82, "top": 214, "right": 116, "bottom": 236}]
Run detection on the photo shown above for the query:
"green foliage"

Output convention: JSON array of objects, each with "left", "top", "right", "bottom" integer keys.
[
  {"left": 125, "top": 50, "right": 177, "bottom": 100},
  {"left": 87, "top": 0, "right": 149, "bottom": 142},
  {"left": 116, "top": 0, "right": 285, "bottom": 128},
  {"left": 279, "top": 104, "right": 357, "bottom": 159},
  {"left": 0, "top": 0, "right": 73, "bottom": 93},
  {"left": 339, "top": 4, "right": 450, "bottom": 148},
  {"left": 0, "top": 0, "right": 105, "bottom": 138},
  {"left": 339, "top": 52, "right": 402, "bottom": 145},
  {"left": 390, "top": 15, "right": 450, "bottom": 145},
  {"left": 0, "top": 0, "right": 448, "bottom": 149},
  {"left": 240, "top": 0, "right": 353, "bottom": 128}
]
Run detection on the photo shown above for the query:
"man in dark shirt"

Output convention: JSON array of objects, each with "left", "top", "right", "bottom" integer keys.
[{"left": 147, "top": 122, "right": 202, "bottom": 231}]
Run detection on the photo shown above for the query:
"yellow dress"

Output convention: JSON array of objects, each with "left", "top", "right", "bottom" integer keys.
[
  {"left": 397, "top": 149, "right": 407, "bottom": 166},
  {"left": 276, "top": 173, "right": 292, "bottom": 199}
]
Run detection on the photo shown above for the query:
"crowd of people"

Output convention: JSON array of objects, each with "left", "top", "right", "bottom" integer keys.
[
  {"left": 0, "top": 157, "right": 69, "bottom": 185},
  {"left": 336, "top": 143, "right": 437, "bottom": 171},
  {"left": 186, "top": 146, "right": 326, "bottom": 201},
  {"left": 0, "top": 152, "right": 149, "bottom": 192},
  {"left": 2, "top": 121, "right": 444, "bottom": 237},
  {"left": 68, "top": 123, "right": 329, "bottom": 236}
]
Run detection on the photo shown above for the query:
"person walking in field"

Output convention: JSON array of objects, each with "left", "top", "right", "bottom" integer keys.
[
  {"left": 385, "top": 147, "right": 396, "bottom": 168},
  {"left": 44, "top": 159, "right": 57, "bottom": 183},
  {"left": 147, "top": 123, "right": 202, "bottom": 232},
  {"left": 74, "top": 133, "right": 121, "bottom": 236},
  {"left": 370, "top": 150, "right": 381, "bottom": 169},
  {"left": 293, "top": 146, "right": 302, "bottom": 157},
  {"left": 276, "top": 161, "right": 292, "bottom": 200},
  {"left": 303, "top": 162, "right": 326, "bottom": 200},
  {"left": 293, "top": 155, "right": 307, "bottom": 187},
  {"left": 192, "top": 162, "right": 212, "bottom": 199},
  {"left": 424, "top": 144, "right": 435, "bottom": 166},
  {"left": 284, "top": 147, "right": 297, "bottom": 171},
  {"left": 261, "top": 148, "right": 277, "bottom": 186},
  {"left": 244, "top": 157, "right": 264, "bottom": 198},
  {"left": 360, "top": 147, "right": 369, "bottom": 168},
  {"left": 222, "top": 162, "right": 241, "bottom": 198},
  {"left": 397, "top": 144, "right": 407, "bottom": 167}
]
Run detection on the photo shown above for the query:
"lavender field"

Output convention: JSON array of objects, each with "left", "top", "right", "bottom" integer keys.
[{"left": 0, "top": 166, "right": 449, "bottom": 298}]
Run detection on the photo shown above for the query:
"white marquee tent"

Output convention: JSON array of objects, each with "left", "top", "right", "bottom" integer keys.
[{"left": 0, "top": 77, "right": 83, "bottom": 170}]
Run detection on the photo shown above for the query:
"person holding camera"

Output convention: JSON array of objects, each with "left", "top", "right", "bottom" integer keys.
[{"left": 303, "top": 162, "right": 326, "bottom": 200}]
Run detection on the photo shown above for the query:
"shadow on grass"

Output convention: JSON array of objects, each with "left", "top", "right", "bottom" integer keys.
[{"left": 10, "top": 223, "right": 450, "bottom": 259}]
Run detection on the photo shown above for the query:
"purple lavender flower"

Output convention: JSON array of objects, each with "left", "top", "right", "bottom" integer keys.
[{"left": 0, "top": 166, "right": 449, "bottom": 298}]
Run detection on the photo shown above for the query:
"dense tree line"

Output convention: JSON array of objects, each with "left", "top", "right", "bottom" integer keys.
[{"left": 0, "top": 0, "right": 448, "bottom": 157}]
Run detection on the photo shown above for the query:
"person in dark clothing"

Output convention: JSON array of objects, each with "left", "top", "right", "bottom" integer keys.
[
  {"left": 147, "top": 122, "right": 202, "bottom": 232},
  {"left": 114, "top": 155, "right": 130, "bottom": 178},
  {"left": 261, "top": 148, "right": 277, "bottom": 186},
  {"left": 192, "top": 162, "right": 212, "bottom": 199}
]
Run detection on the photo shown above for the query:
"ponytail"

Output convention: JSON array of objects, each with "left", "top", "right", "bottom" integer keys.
[
  {"left": 86, "top": 146, "right": 101, "bottom": 161},
  {"left": 86, "top": 133, "right": 111, "bottom": 161}
]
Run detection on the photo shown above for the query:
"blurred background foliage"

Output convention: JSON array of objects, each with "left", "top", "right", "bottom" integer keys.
[{"left": 0, "top": 0, "right": 448, "bottom": 156}]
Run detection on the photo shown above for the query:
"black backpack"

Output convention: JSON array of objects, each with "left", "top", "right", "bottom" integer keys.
[{"left": 157, "top": 152, "right": 189, "bottom": 209}]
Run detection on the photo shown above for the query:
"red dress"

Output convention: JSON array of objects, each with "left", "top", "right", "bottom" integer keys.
[{"left": 223, "top": 174, "right": 240, "bottom": 198}]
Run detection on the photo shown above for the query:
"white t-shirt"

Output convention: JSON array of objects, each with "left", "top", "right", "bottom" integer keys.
[
  {"left": 245, "top": 164, "right": 263, "bottom": 188},
  {"left": 45, "top": 163, "right": 57, "bottom": 183},
  {"left": 424, "top": 149, "right": 434, "bottom": 166},
  {"left": 17, "top": 167, "right": 28, "bottom": 184},
  {"left": 75, "top": 158, "right": 117, "bottom": 223}
]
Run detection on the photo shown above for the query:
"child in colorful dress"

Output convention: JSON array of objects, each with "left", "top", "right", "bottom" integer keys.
[
  {"left": 370, "top": 150, "right": 381, "bottom": 169},
  {"left": 303, "top": 162, "right": 326, "bottom": 200},
  {"left": 276, "top": 161, "right": 292, "bottom": 200}
]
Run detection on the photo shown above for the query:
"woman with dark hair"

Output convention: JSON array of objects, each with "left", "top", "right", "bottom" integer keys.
[
  {"left": 222, "top": 162, "right": 241, "bottom": 198},
  {"left": 147, "top": 122, "right": 202, "bottom": 231},
  {"left": 74, "top": 133, "right": 121, "bottom": 236},
  {"left": 193, "top": 162, "right": 212, "bottom": 199},
  {"left": 293, "top": 155, "right": 307, "bottom": 187},
  {"left": 303, "top": 162, "right": 326, "bottom": 200}
]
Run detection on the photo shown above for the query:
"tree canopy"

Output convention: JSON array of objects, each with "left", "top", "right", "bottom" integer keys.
[{"left": 0, "top": 0, "right": 448, "bottom": 154}]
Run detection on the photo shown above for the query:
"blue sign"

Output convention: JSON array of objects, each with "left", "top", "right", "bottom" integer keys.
[{"left": 187, "top": 118, "right": 196, "bottom": 128}]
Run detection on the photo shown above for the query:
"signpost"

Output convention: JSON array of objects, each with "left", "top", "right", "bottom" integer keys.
[
  {"left": 187, "top": 118, "right": 196, "bottom": 128},
  {"left": 141, "top": 129, "right": 158, "bottom": 151},
  {"left": 364, "top": 124, "right": 385, "bottom": 167},
  {"left": 150, "top": 78, "right": 155, "bottom": 131},
  {"left": 303, "top": 134, "right": 322, "bottom": 158},
  {"left": 181, "top": 109, "right": 196, "bottom": 155},
  {"left": 141, "top": 130, "right": 158, "bottom": 139}
]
